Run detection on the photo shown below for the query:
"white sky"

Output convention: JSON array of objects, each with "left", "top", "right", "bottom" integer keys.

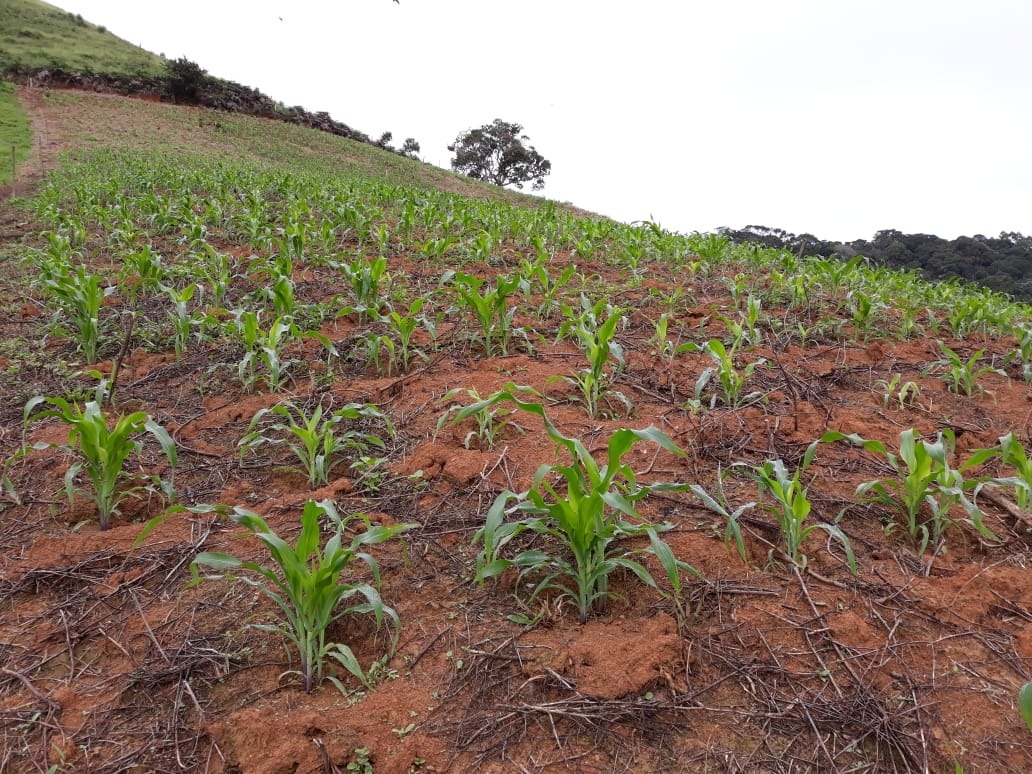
[{"left": 46, "top": 0, "right": 1032, "bottom": 241}]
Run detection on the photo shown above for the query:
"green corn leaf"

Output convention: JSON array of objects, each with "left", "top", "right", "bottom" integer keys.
[{"left": 1020, "top": 681, "right": 1032, "bottom": 732}]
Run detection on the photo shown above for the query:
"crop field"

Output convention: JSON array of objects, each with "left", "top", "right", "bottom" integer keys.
[{"left": 1, "top": 89, "right": 1031, "bottom": 773}]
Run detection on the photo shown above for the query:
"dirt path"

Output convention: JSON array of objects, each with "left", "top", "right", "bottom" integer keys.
[{"left": 2, "top": 86, "right": 63, "bottom": 199}]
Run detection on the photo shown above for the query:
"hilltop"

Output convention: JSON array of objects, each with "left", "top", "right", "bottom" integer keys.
[{"left": 1, "top": 8, "right": 1032, "bottom": 774}]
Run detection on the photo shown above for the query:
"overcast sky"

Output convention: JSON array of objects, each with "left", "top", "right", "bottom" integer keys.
[{"left": 48, "top": 1, "right": 1032, "bottom": 241}]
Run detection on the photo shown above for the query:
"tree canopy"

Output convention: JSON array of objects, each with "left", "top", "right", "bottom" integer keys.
[
  {"left": 448, "top": 119, "right": 551, "bottom": 191},
  {"left": 720, "top": 225, "right": 1032, "bottom": 300}
]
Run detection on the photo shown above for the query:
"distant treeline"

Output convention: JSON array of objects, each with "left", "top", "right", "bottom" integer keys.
[{"left": 721, "top": 225, "right": 1032, "bottom": 301}]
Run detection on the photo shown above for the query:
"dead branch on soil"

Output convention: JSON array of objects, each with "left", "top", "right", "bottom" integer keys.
[{"left": 433, "top": 633, "right": 696, "bottom": 769}]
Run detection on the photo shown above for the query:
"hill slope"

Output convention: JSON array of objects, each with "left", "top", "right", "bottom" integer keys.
[
  {"left": 16, "top": 87, "right": 563, "bottom": 207},
  {"left": 0, "top": 0, "right": 165, "bottom": 76},
  {"left": 0, "top": 81, "right": 31, "bottom": 185}
]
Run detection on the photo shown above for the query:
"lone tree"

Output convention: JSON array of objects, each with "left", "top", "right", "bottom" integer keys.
[{"left": 448, "top": 119, "right": 551, "bottom": 191}]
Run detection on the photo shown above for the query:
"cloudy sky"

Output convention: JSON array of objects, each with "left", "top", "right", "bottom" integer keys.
[{"left": 49, "top": 1, "right": 1032, "bottom": 241}]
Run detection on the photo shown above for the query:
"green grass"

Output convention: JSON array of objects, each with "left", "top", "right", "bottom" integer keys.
[
  {"left": 0, "top": 81, "right": 31, "bottom": 185},
  {"left": 0, "top": 0, "right": 165, "bottom": 76}
]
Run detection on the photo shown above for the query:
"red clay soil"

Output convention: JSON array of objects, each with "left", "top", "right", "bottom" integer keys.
[{"left": 1, "top": 91, "right": 1031, "bottom": 774}]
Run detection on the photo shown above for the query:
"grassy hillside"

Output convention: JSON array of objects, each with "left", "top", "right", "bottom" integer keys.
[
  {"left": 0, "top": 81, "right": 31, "bottom": 185},
  {"left": 0, "top": 0, "right": 165, "bottom": 76}
]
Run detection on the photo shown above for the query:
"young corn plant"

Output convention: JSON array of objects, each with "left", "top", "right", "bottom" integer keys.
[
  {"left": 40, "top": 264, "right": 114, "bottom": 364},
  {"left": 119, "top": 246, "right": 167, "bottom": 298},
  {"left": 1016, "top": 326, "right": 1032, "bottom": 384},
  {"left": 358, "top": 329, "right": 400, "bottom": 378},
  {"left": 194, "top": 243, "right": 232, "bottom": 307},
  {"left": 820, "top": 428, "right": 996, "bottom": 555},
  {"left": 846, "top": 289, "right": 885, "bottom": 340},
  {"left": 684, "top": 338, "right": 765, "bottom": 409},
  {"left": 963, "top": 432, "right": 1032, "bottom": 511},
  {"left": 722, "top": 294, "right": 764, "bottom": 348},
  {"left": 24, "top": 391, "right": 177, "bottom": 530},
  {"left": 554, "top": 296, "right": 630, "bottom": 419},
  {"left": 1021, "top": 681, "right": 1032, "bottom": 732},
  {"left": 649, "top": 313, "right": 694, "bottom": 363},
  {"left": 516, "top": 251, "right": 577, "bottom": 320},
  {"left": 266, "top": 273, "right": 298, "bottom": 320},
  {"left": 687, "top": 472, "right": 754, "bottom": 564},
  {"left": 734, "top": 450, "right": 856, "bottom": 572},
  {"left": 381, "top": 298, "right": 436, "bottom": 374},
  {"left": 231, "top": 310, "right": 297, "bottom": 393},
  {"left": 924, "top": 343, "right": 1006, "bottom": 397},
  {"left": 874, "top": 374, "right": 923, "bottom": 411},
  {"left": 454, "top": 390, "right": 698, "bottom": 623},
  {"left": 162, "top": 283, "right": 199, "bottom": 358},
  {"left": 190, "top": 499, "right": 413, "bottom": 693},
  {"left": 445, "top": 270, "right": 522, "bottom": 357},
  {"left": 239, "top": 401, "right": 392, "bottom": 488},
  {"left": 335, "top": 255, "right": 388, "bottom": 322},
  {"left": 436, "top": 385, "right": 535, "bottom": 450}
]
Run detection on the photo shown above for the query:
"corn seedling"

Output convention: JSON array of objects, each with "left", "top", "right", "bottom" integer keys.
[
  {"left": 193, "top": 244, "right": 233, "bottom": 307},
  {"left": 240, "top": 401, "right": 391, "bottom": 488},
  {"left": 190, "top": 499, "right": 413, "bottom": 693},
  {"left": 517, "top": 252, "right": 576, "bottom": 320},
  {"left": 266, "top": 273, "right": 298, "bottom": 320},
  {"left": 40, "top": 264, "right": 114, "bottom": 364},
  {"left": 335, "top": 255, "right": 388, "bottom": 322},
  {"left": 1016, "top": 326, "right": 1032, "bottom": 384},
  {"left": 162, "top": 283, "right": 199, "bottom": 357},
  {"left": 689, "top": 232, "right": 730, "bottom": 262},
  {"left": 554, "top": 296, "right": 630, "bottom": 418},
  {"left": 445, "top": 270, "right": 522, "bottom": 357},
  {"left": 684, "top": 338, "right": 765, "bottom": 409},
  {"left": 420, "top": 235, "right": 457, "bottom": 262},
  {"left": 119, "top": 246, "right": 167, "bottom": 298},
  {"left": 649, "top": 313, "right": 695, "bottom": 363},
  {"left": 963, "top": 432, "right": 1032, "bottom": 511},
  {"left": 436, "top": 385, "right": 536, "bottom": 450},
  {"left": 455, "top": 389, "right": 698, "bottom": 623},
  {"left": 821, "top": 429, "right": 996, "bottom": 555},
  {"left": 734, "top": 450, "right": 856, "bottom": 572},
  {"left": 874, "top": 374, "right": 923, "bottom": 411},
  {"left": 24, "top": 391, "right": 177, "bottom": 530},
  {"left": 358, "top": 329, "right": 399, "bottom": 378},
  {"left": 382, "top": 298, "right": 435, "bottom": 374},
  {"left": 1020, "top": 681, "right": 1032, "bottom": 732},
  {"left": 231, "top": 311, "right": 297, "bottom": 393},
  {"left": 924, "top": 343, "right": 1006, "bottom": 397},
  {"left": 895, "top": 305, "right": 922, "bottom": 340},
  {"left": 687, "top": 472, "right": 754, "bottom": 563},
  {"left": 722, "top": 294, "right": 764, "bottom": 347},
  {"left": 846, "top": 289, "right": 885, "bottom": 340}
]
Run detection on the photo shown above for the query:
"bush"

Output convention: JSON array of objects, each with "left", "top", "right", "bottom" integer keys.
[{"left": 166, "top": 57, "right": 206, "bottom": 101}]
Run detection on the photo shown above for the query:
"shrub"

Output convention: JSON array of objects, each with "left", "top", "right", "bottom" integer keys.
[{"left": 166, "top": 57, "right": 206, "bottom": 101}]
